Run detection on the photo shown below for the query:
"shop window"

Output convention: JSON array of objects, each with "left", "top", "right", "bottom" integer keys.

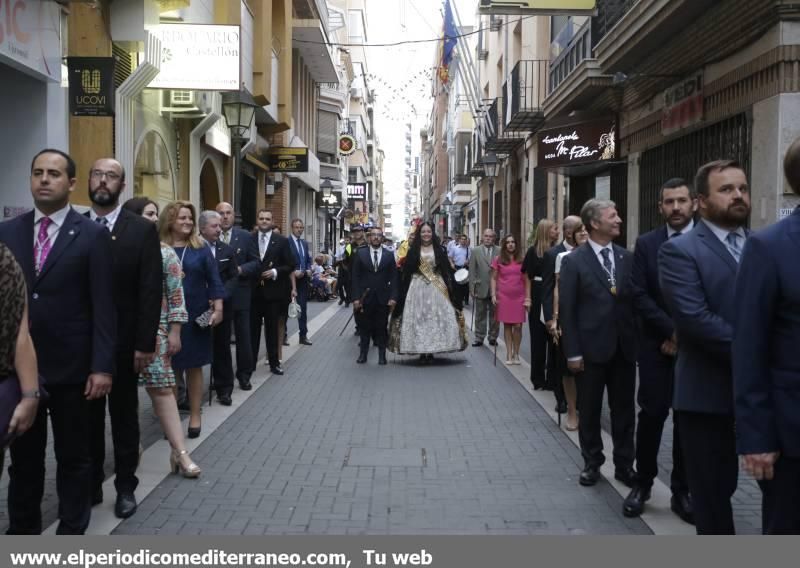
[{"left": 134, "top": 130, "right": 175, "bottom": 206}]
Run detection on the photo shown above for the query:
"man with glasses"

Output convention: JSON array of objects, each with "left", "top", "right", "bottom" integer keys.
[{"left": 86, "top": 158, "right": 162, "bottom": 519}]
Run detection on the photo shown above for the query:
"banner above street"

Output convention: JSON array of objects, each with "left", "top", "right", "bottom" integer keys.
[{"left": 478, "top": 0, "right": 596, "bottom": 15}]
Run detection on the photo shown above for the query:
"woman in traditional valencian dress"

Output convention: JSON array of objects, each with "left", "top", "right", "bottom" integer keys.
[{"left": 389, "top": 221, "right": 467, "bottom": 363}]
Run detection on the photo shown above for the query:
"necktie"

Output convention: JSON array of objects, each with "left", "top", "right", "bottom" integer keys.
[
  {"left": 210, "top": 243, "right": 216, "bottom": 259},
  {"left": 35, "top": 217, "right": 53, "bottom": 274},
  {"left": 296, "top": 238, "right": 304, "bottom": 270},
  {"left": 373, "top": 249, "right": 379, "bottom": 271},
  {"left": 600, "top": 248, "right": 615, "bottom": 279},
  {"left": 670, "top": 231, "right": 681, "bottom": 239},
  {"left": 726, "top": 232, "right": 742, "bottom": 263},
  {"left": 96, "top": 216, "right": 109, "bottom": 230},
  {"left": 260, "top": 232, "right": 267, "bottom": 258},
  {"left": 222, "top": 230, "right": 230, "bottom": 245}
]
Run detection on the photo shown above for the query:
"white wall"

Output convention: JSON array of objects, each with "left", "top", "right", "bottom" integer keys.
[{"left": 0, "top": 65, "right": 50, "bottom": 217}]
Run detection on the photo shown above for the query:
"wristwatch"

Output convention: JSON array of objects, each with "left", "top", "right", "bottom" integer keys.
[{"left": 21, "top": 389, "right": 40, "bottom": 399}]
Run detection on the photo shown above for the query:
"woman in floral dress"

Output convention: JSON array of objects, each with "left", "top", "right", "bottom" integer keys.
[{"left": 122, "top": 198, "right": 200, "bottom": 478}]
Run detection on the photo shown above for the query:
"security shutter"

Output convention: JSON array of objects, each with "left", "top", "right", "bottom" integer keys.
[{"left": 318, "top": 111, "right": 338, "bottom": 155}]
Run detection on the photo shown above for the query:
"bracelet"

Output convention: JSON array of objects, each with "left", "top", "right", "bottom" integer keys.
[{"left": 21, "top": 389, "right": 40, "bottom": 399}]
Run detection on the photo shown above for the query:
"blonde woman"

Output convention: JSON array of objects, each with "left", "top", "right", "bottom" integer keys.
[
  {"left": 158, "top": 202, "right": 224, "bottom": 439},
  {"left": 522, "top": 220, "right": 559, "bottom": 389}
]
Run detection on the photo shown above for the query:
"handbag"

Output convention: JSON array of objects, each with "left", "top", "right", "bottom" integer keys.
[
  {"left": 287, "top": 299, "right": 300, "bottom": 319},
  {"left": 195, "top": 307, "right": 214, "bottom": 328}
]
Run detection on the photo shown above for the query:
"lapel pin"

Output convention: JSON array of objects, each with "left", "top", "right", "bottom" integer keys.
[{"left": 68, "top": 230, "right": 75, "bottom": 235}]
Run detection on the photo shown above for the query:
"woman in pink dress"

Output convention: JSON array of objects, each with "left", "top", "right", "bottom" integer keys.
[{"left": 491, "top": 234, "right": 531, "bottom": 365}]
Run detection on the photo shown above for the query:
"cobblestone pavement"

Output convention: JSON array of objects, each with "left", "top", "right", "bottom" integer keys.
[{"left": 114, "top": 303, "right": 649, "bottom": 535}]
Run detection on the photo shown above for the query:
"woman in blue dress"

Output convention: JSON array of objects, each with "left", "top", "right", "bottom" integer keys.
[{"left": 158, "top": 201, "right": 224, "bottom": 438}]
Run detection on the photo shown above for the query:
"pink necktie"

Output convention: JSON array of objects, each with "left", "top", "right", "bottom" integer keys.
[{"left": 36, "top": 217, "right": 53, "bottom": 274}]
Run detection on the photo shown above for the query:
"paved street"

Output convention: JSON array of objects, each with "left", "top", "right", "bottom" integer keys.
[{"left": 0, "top": 300, "right": 761, "bottom": 535}]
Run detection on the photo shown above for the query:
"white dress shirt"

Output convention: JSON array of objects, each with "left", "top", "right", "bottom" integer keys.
[
  {"left": 370, "top": 246, "right": 383, "bottom": 269},
  {"left": 33, "top": 203, "right": 72, "bottom": 253},
  {"left": 587, "top": 238, "right": 616, "bottom": 274},
  {"left": 88, "top": 204, "right": 122, "bottom": 232}
]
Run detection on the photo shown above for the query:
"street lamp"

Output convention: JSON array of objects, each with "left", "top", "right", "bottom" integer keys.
[
  {"left": 320, "top": 177, "right": 333, "bottom": 198},
  {"left": 221, "top": 88, "right": 258, "bottom": 226},
  {"left": 483, "top": 152, "right": 498, "bottom": 232}
]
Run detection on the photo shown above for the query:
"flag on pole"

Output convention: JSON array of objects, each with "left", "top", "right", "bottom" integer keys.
[{"left": 438, "top": 0, "right": 457, "bottom": 84}]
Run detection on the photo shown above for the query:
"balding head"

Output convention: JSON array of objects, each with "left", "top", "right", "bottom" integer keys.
[{"left": 216, "top": 201, "right": 234, "bottom": 230}]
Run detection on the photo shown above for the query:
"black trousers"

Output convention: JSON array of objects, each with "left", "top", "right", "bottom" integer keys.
[
  {"left": 8, "top": 384, "right": 91, "bottom": 534},
  {"left": 89, "top": 351, "right": 139, "bottom": 495},
  {"left": 212, "top": 314, "right": 235, "bottom": 396},
  {"left": 528, "top": 315, "right": 548, "bottom": 388},
  {"left": 233, "top": 306, "right": 254, "bottom": 381},
  {"left": 575, "top": 350, "right": 636, "bottom": 470},
  {"left": 359, "top": 304, "right": 390, "bottom": 352},
  {"left": 677, "top": 411, "right": 737, "bottom": 535},
  {"left": 338, "top": 268, "right": 351, "bottom": 303},
  {"left": 635, "top": 352, "right": 687, "bottom": 494},
  {"left": 251, "top": 297, "right": 282, "bottom": 369},
  {"left": 296, "top": 278, "right": 309, "bottom": 337},
  {"left": 759, "top": 455, "right": 800, "bottom": 534}
]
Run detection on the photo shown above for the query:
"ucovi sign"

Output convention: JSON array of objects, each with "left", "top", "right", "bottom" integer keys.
[{"left": 149, "top": 24, "right": 240, "bottom": 91}]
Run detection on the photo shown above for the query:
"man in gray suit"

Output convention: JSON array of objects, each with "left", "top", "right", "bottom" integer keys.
[{"left": 468, "top": 228, "right": 499, "bottom": 347}]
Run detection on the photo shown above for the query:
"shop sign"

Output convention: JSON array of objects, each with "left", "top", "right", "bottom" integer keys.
[
  {"left": 0, "top": 0, "right": 62, "bottom": 82},
  {"left": 149, "top": 24, "right": 240, "bottom": 91},
  {"left": 338, "top": 134, "right": 357, "bottom": 156},
  {"left": 347, "top": 183, "right": 367, "bottom": 199},
  {"left": 479, "top": 0, "right": 596, "bottom": 15},
  {"left": 267, "top": 147, "right": 309, "bottom": 173},
  {"left": 662, "top": 72, "right": 704, "bottom": 136},
  {"left": 316, "top": 191, "right": 342, "bottom": 209},
  {"left": 537, "top": 119, "right": 616, "bottom": 168},
  {"left": 3, "top": 205, "right": 30, "bottom": 219},
  {"left": 67, "top": 57, "right": 115, "bottom": 117}
]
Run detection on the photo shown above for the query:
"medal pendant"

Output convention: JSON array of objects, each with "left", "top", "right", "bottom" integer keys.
[{"left": 610, "top": 285, "right": 617, "bottom": 296}]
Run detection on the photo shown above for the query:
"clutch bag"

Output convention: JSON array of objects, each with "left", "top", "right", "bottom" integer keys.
[
  {"left": 195, "top": 308, "right": 214, "bottom": 328},
  {"left": 287, "top": 299, "right": 300, "bottom": 319}
]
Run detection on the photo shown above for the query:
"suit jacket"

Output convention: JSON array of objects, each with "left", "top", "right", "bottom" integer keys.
[
  {"left": 658, "top": 218, "right": 749, "bottom": 414},
  {"left": 226, "top": 227, "right": 259, "bottom": 311},
  {"left": 247, "top": 231, "right": 296, "bottom": 303},
  {"left": 0, "top": 208, "right": 116, "bottom": 385},
  {"left": 289, "top": 234, "right": 313, "bottom": 286},
  {"left": 558, "top": 242, "right": 637, "bottom": 364},
  {"left": 85, "top": 208, "right": 161, "bottom": 355},
  {"left": 468, "top": 244, "right": 499, "bottom": 299},
  {"left": 541, "top": 242, "right": 567, "bottom": 323},
  {"left": 733, "top": 209, "right": 800, "bottom": 456},
  {"left": 631, "top": 226, "right": 674, "bottom": 355},
  {"left": 351, "top": 246, "right": 399, "bottom": 306},
  {"left": 521, "top": 245, "right": 546, "bottom": 318},
  {"left": 210, "top": 240, "right": 239, "bottom": 307}
]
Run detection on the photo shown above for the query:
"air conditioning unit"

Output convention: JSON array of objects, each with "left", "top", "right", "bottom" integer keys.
[
  {"left": 161, "top": 90, "right": 198, "bottom": 113},
  {"left": 350, "top": 87, "right": 362, "bottom": 99}
]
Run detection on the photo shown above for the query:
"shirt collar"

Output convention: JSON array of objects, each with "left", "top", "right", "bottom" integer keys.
[
  {"left": 34, "top": 203, "right": 71, "bottom": 226},
  {"left": 666, "top": 219, "right": 695, "bottom": 238},
  {"left": 563, "top": 241, "right": 574, "bottom": 252},
  {"left": 260, "top": 229, "right": 273, "bottom": 236},
  {"left": 702, "top": 219, "right": 745, "bottom": 242},
  {"left": 89, "top": 203, "right": 122, "bottom": 226},
  {"left": 587, "top": 238, "right": 613, "bottom": 257}
]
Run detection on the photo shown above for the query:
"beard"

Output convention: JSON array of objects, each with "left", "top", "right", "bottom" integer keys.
[
  {"left": 708, "top": 201, "right": 750, "bottom": 226},
  {"left": 89, "top": 186, "right": 120, "bottom": 207}
]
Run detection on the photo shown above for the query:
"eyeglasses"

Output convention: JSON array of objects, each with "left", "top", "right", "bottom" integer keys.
[{"left": 90, "top": 170, "right": 121, "bottom": 181}]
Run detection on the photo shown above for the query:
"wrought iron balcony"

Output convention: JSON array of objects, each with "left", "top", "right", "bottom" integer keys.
[
  {"left": 548, "top": 22, "right": 593, "bottom": 95},
  {"left": 484, "top": 97, "right": 525, "bottom": 153},
  {"left": 503, "top": 60, "right": 547, "bottom": 132}
]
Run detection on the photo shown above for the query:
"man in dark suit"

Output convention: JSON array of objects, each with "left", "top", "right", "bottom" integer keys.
[
  {"left": 351, "top": 226, "right": 399, "bottom": 365},
  {"left": 0, "top": 149, "right": 116, "bottom": 534},
  {"left": 289, "top": 218, "right": 313, "bottom": 346},
  {"left": 659, "top": 159, "right": 751, "bottom": 535},
  {"left": 85, "top": 157, "right": 162, "bottom": 520},
  {"left": 733, "top": 140, "right": 800, "bottom": 534},
  {"left": 200, "top": 210, "right": 239, "bottom": 406},
  {"left": 623, "top": 178, "right": 696, "bottom": 522},
  {"left": 248, "top": 209, "right": 297, "bottom": 376},
  {"left": 559, "top": 199, "right": 637, "bottom": 488},
  {"left": 216, "top": 202, "right": 259, "bottom": 391}
]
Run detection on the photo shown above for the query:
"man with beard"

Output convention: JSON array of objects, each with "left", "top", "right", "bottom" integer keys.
[
  {"left": 623, "top": 178, "right": 696, "bottom": 522},
  {"left": 659, "top": 160, "right": 751, "bottom": 534},
  {"left": 216, "top": 202, "right": 259, "bottom": 391},
  {"left": 86, "top": 158, "right": 162, "bottom": 519}
]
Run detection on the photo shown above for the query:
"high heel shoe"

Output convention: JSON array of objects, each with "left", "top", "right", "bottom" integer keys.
[
  {"left": 170, "top": 449, "right": 202, "bottom": 478},
  {"left": 187, "top": 425, "right": 201, "bottom": 438}
]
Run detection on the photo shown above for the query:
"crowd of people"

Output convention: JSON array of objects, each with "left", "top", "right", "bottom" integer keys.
[{"left": 0, "top": 143, "right": 799, "bottom": 536}]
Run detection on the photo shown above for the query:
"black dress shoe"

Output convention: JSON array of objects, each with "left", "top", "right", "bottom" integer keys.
[
  {"left": 671, "top": 493, "right": 695, "bottom": 525},
  {"left": 555, "top": 400, "right": 568, "bottom": 414},
  {"left": 579, "top": 466, "right": 600, "bottom": 486},
  {"left": 356, "top": 353, "right": 367, "bottom": 364},
  {"left": 238, "top": 379, "right": 252, "bottom": 391},
  {"left": 282, "top": 338, "right": 290, "bottom": 347},
  {"left": 622, "top": 486, "right": 651, "bottom": 517},
  {"left": 378, "top": 352, "right": 387, "bottom": 365},
  {"left": 299, "top": 337, "right": 313, "bottom": 346},
  {"left": 270, "top": 366, "right": 284, "bottom": 375},
  {"left": 217, "top": 394, "right": 232, "bottom": 406},
  {"left": 114, "top": 492, "right": 137, "bottom": 519},
  {"left": 488, "top": 339, "right": 497, "bottom": 346},
  {"left": 614, "top": 467, "right": 637, "bottom": 488},
  {"left": 471, "top": 340, "right": 484, "bottom": 347},
  {"left": 187, "top": 426, "right": 201, "bottom": 438},
  {"left": 91, "top": 487, "right": 103, "bottom": 506}
]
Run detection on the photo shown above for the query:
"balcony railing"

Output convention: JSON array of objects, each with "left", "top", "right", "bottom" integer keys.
[
  {"left": 548, "top": 21, "right": 593, "bottom": 95},
  {"left": 454, "top": 174, "right": 472, "bottom": 185},
  {"left": 484, "top": 96, "right": 525, "bottom": 153},
  {"left": 502, "top": 60, "right": 548, "bottom": 132}
]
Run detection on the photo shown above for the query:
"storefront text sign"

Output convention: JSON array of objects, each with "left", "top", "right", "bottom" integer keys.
[
  {"left": 267, "top": 147, "right": 309, "bottom": 173},
  {"left": 479, "top": 0, "right": 596, "bottom": 15},
  {"left": 662, "top": 72, "right": 704, "bottom": 136},
  {"left": 537, "top": 119, "right": 616, "bottom": 168},
  {"left": 68, "top": 57, "right": 115, "bottom": 117},
  {"left": 347, "top": 183, "right": 367, "bottom": 199},
  {"left": 149, "top": 24, "right": 240, "bottom": 91},
  {"left": 0, "top": 0, "right": 62, "bottom": 82}
]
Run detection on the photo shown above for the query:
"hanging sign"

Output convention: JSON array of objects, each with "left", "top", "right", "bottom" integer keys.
[
  {"left": 537, "top": 119, "right": 616, "bottom": 168},
  {"left": 68, "top": 57, "right": 116, "bottom": 117},
  {"left": 347, "top": 183, "right": 367, "bottom": 199},
  {"left": 339, "top": 134, "right": 357, "bottom": 156},
  {"left": 267, "top": 147, "right": 309, "bottom": 173}
]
